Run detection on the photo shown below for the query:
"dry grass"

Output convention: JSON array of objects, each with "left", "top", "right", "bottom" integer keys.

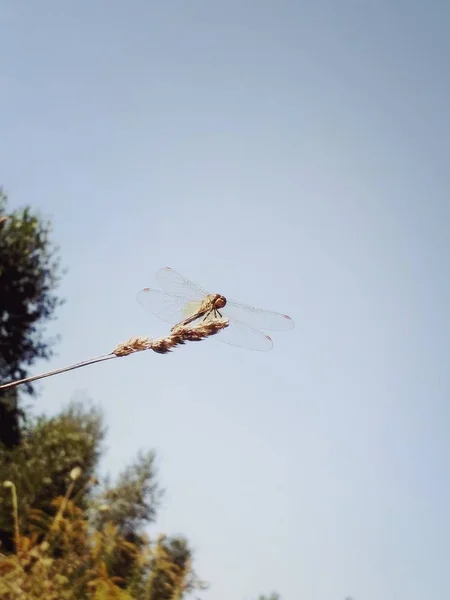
[
  {"left": 113, "top": 319, "right": 228, "bottom": 356},
  {"left": 0, "top": 318, "right": 229, "bottom": 391},
  {"left": 1, "top": 466, "right": 204, "bottom": 600}
]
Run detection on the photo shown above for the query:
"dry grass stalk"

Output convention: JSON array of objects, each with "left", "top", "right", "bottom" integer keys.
[
  {"left": 43, "top": 467, "right": 84, "bottom": 543},
  {"left": 0, "top": 319, "right": 229, "bottom": 391},
  {"left": 3, "top": 481, "right": 20, "bottom": 554},
  {"left": 113, "top": 319, "right": 228, "bottom": 356}
]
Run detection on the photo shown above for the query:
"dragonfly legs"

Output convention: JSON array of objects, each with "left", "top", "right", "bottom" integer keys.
[{"left": 201, "top": 309, "right": 223, "bottom": 322}]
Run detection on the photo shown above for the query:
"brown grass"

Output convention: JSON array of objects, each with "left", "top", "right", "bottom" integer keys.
[{"left": 0, "top": 319, "right": 229, "bottom": 391}]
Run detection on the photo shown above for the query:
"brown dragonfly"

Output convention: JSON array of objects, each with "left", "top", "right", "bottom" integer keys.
[{"left": 137, "top": 267, "right": 294, "bottom": 351}]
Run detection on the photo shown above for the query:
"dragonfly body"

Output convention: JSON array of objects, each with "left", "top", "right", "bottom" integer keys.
[
  {"left": 137, "top": 267, "right": 293, "bottom": 351},
  {"left": 178, "top": 294, "right": 227, "bottom": 327}
]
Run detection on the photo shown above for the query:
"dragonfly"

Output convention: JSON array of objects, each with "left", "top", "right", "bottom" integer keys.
[{"left": 137, "top": 267, "right": 294, "bottom": 351}]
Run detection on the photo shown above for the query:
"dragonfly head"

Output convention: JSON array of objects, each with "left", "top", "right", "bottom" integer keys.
[{"left": 213, "top": 294, "right": 227, "bottom": 309}]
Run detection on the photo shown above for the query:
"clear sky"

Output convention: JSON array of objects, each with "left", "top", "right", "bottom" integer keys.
[{"left": 1, "top": 2, "right": 450, "bottom": 599}]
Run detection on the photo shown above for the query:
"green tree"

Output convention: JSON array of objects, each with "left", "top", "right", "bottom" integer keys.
[
  {"left": 94, "top": 450, "right": 163, "bottom": 587},
  {"left": 0, "top": 188, "right": 63, "bottom": 447},
  {"left": 0, "top": 401, "right": 104, "bottom": 552},
  {"left": 0, "top": 401, "right": 205, "bottom": 600}
]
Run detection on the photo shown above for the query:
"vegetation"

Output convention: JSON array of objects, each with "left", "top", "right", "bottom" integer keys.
[
  {"left": 0, "top": 402, "right": 205, "bottom": 599},
  {"left": 0, "top": 189, "right": 63, "bottom": 448}
]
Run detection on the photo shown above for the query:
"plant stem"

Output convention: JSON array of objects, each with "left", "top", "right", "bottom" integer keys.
[
  {"left": 0, "top": 319, "right": 228, "bottom": 391},
  {"left": 5, "top": 482, "right": 20, "bottom": 554},
  {"left": 0, "top": 354, "right": 116, "bottom": 391}
]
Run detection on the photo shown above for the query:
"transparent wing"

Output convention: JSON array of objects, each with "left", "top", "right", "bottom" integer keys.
[
  {"left": 156, "top": 267, "right": 209, "bottom": 300},
  {"left": 202, "top": 313, "right": 273, "bottom": 351},
  {"left": 223, "top": 299, "right": 294, "bottom": 331},
  {"left": 137, "top": 288, "right": 203, "bottom": 325},
  {"left": 155, "top": 268, "right": 293, "bottom": 331}
]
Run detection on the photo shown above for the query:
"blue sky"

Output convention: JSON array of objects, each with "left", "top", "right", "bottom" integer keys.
[{"left": 1, "top": 1, "right": 450, "bottom": 599}]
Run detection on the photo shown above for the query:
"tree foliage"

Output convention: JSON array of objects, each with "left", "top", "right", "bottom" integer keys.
[
  {"left": 96, "top": 451, "right": 162, "bottom": 535},
  {"left": 0, "top": 188, "right": 63, "bottom": 385},
  {"left": 0, "top": 402, "right": 104, "bottom": 552},
  {"left": 0, "top": 188, "right": 64, "bottom": 447},
  {"left": 0, "top": 401, "right": 205, "bottom": 599}
]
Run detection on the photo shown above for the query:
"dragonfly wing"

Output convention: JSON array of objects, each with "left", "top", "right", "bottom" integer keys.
[
  {"left": 156, "top": 267, "right": 209, "bottom": 301},
  {"left": 202, "top": 313, "right": 273, "bottom": 351},
  {"left": 223, "top": 299, "right": 294, "bottom": 331},
  {"left": 137, "top": 288, "right": 203, "bottom": 325}
]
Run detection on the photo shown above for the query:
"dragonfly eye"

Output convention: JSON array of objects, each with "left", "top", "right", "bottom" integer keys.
[{"left": 214, "top": 295, "right": 227, "bottom": 309}]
